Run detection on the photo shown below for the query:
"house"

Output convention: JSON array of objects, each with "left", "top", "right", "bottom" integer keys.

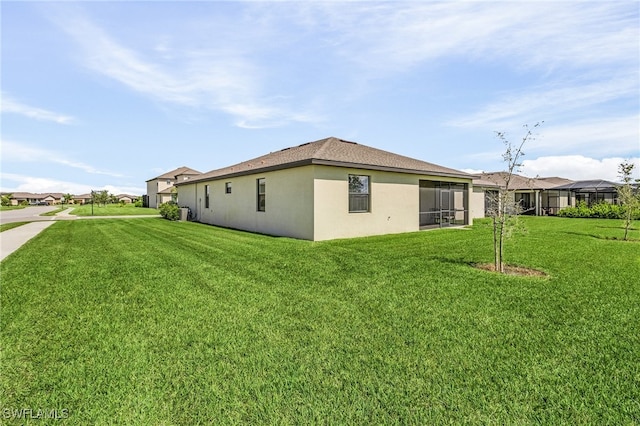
[
  {"left": 552, "top": 180, "right": 621, "bottom": 206},
  {"left": 6, "top": 192, "right": 40, "bottom": 206},
  {"left": 116, "top": 194, "right": 138, "bottom": 204},
  {"left": 175, "top": 137, "right": 473, "bottom": 241},
  {"left": 73, "top": 194, "right": 93, "bottom": 205},
  {"left": 6, "top": 192, "right": 64, "bottom": 206},
  {"left": 145, "top": 166, "right": 201, "bottom": 208},
  {"left": 471, "top": 173, "right": 574, "bottom": 217}
]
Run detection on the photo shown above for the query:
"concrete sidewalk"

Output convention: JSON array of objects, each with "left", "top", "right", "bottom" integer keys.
[{"left": 1, "top": 221, "right": 56, "bottom": 262}]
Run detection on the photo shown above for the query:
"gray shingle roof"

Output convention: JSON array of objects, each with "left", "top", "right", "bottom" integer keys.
[
  {"left": 147, "top": 166, "right": 201, "bottom": 182},
  {"left": 8, "top": 192, "right": 65, "bottom": 199},
  {"left": 552, "top": 180, "right": 620, "bottom": 191},
  {"left": 479, "top": 172, "right": 574, "bottom": 190},
  {"left": 182, "top": 137, "right": 471, "bottom": 185}
]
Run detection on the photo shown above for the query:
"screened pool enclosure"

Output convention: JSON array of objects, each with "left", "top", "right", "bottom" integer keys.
[{"left": 419, "top": 181, "right": 469, "bottom": 228}]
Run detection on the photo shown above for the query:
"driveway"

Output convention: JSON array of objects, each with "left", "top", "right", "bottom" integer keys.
[{"left": 0, "top": 206, "right": 59, "bottom": 224}]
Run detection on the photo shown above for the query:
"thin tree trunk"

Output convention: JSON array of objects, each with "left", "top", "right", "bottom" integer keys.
[
  {"left": 493, "top": 218, "right": 499, "bottom": 271},
  {"left": 498, "top": 223, "right": 505, "bottom": 273},
  {"left": 624, "top": 210, "right": 630, "bottom": 241}
]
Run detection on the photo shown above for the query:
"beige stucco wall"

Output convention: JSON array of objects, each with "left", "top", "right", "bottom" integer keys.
[
  {"left": 146, "top": 181, "right": 158, "bottom": 208},
  {"left": 312, "top": 165, "right": 472, "bottom": 241},
  {"left": 470, "top": 186, "right": 487, "bottom": 219},
  {"left": 177, "top": 183, "right": 197, "bottom": 212},
  {"left": 146, "top": 179, "right": 175, "bottom": 208},
  {"left": 177, "top": 165, "right": 472, "bottom": 241},
  {"left": 178, "top": 166, "right": 315, "bottom": 240}
]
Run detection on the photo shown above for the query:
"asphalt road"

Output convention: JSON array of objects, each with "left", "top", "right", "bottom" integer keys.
[{"left": 0, "top": 206, "right": 59, "bottom": 224}]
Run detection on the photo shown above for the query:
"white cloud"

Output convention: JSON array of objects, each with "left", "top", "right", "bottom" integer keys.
[
  {"left": 0, "top": 173, "right": 144, "bottom": 195},
  {"left": 454, "top": 113, "right": 639, "bottom": 165},
  {"left": 49, "top": 8, "right": 320, "bottom": 129},
  {"left": 1, "top": 94, "right": 74, "bottom": 124},
  {"left": 533, "top": 116, "right": 640, "bottom": 157},
  {"left": 448, "top": 78, "right": 638, "bottom": 131},
  {"left": 293, "top": 2, "right": 637, "bottom": 74},
  {"left": 461, "top": 168, "right": 485, "bottom": 176},
  {"left": 1, "top": 140, "right": 125, "bottom": 178},
  {"left": 521, "top": 156, "right": 640, "bottom": 182}
]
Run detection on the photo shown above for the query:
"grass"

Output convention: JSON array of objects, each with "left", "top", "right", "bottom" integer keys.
[
  {"left": 1, "top": 217, "right": 638, "bottom": 424},
  {"left": 69, "top": 204, "right": 158, "bottom": 216},
  {"left": 0, "top": 222, "right": 29, "bottom": 232},
  {"left": 40, "top": 207, "right": 66, "bottom": 216},
  {"left": 0, "top": 205, "right": 26, "bottom": 211}
]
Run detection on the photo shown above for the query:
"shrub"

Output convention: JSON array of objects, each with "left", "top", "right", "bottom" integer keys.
[
  {"left": 159, "top": 201, "right": 180, "bottom": 221},
  {"left": 558, "top": 201, "right": 639, "bottom": 220},
  {"left": 134, "top": 199, "right": 143, "bottom": 207}
]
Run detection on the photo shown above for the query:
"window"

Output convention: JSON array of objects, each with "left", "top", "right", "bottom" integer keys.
[
  {"left": 205, "top": 184, "right": 210, "bottom": 208},
  {"left": 225, "top": 182, "right": 232, "bottom": 194},
  {"left": 349, "top": 175, "right": 370, "bottom": 212},
  {"left": 257, "top": 178, "right": 266, "bottom": 212}
]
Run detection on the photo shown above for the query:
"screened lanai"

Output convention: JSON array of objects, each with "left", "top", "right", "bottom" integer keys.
[
  {"left": 419, "top": 181, "right": 469, "bottom": 228},
  {"left": 553, "top": 180, "right": 620, "bottom": 206}
]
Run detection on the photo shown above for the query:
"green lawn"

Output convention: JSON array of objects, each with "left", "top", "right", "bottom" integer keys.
[
  {"left": 0, "top": 222, "right": 29, "bottom": 232},
  {"left": 0, "top": 205, "right": 26, "bottom": 211},
  {"left": 1, "top": 217, "right": 638, "bottom": 424},
  {"left": 69, "top": 203, "right": 158, "bottom": 216}
]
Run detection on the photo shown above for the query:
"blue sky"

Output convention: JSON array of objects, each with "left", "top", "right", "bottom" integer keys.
[{"left": 2, "top": 1, "right": 639, "bottom": 195}]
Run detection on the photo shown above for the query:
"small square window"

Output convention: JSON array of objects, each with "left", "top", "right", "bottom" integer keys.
[{"left": 225, "top": 182, "right": 232, "bottom": 194}]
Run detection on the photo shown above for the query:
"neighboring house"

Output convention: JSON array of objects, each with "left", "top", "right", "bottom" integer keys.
[
  {"left": 145, "top": 166, "right": 201, "bottom": 208},
  {"left": 175, "top": 137, "right": 473, "bottom": 241},
  {"left": 6, "top": 192, "right": 64, "bottom": 205},
  {"left": 116, "top": 194, "right": 138, "bottom": 204},
  {"left": 6, "top": 192, "right": 40, "bottom": 206},
  {"left": 73, "top": 194, "right": 93, "bottom": 205},
  {"left": 472, "top": 172, "right": 574, "bottom": 217},
  {"left": 552, "top": 180, "right": 621, "bottom": 206}
]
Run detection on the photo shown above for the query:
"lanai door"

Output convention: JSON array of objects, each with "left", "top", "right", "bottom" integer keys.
[{"left": 419, "top": 181, "right": 468, "bottom": 228}]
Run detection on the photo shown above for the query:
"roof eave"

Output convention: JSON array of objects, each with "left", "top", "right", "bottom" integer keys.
[{"left": 177, "top": 158, "right": 471, "bottom": 185}]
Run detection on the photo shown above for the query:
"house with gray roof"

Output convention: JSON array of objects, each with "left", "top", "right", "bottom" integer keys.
[
  {"left": 5, "top": 192, "right": 64, "bottom": 206},
  {"left": 175, "top": 137, "right": 473, "bottom": 241},
  {"left": 145, "top": 166, "right": 201, "bottom": 208},
  {"left": 552, "top": 180, "right": 621, "bottom": 206},
  {"left": 472, "top": 172, "right": 574, "bottom": 217}
]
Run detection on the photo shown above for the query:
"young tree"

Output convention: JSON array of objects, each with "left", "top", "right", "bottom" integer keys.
[
  {"left": 487, "top": 122, "right": 542, "bottom": 273},
  {"left": 617, "top": 160, "right": 639, "bottom": 241},
  {"left": 92, "top": 190, "right": 110, "bottom": 206}
]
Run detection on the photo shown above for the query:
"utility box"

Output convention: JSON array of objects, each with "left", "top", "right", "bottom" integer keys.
[{"left": 179, "top": 208, "right": 189, "bottom": 221}]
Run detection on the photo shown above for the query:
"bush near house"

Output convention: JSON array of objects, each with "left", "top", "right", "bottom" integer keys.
[
  {"left": 558, "top": 201, "right": 640, "bottom": 220},
  {"left": 159, "top": 201, "right": 180, "bottom": 221},
  {"left": 0, "top": 194, "right": 12, "bottom": 206}
]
